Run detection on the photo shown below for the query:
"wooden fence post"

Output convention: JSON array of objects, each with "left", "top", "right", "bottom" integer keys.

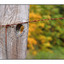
[{"left": 0, "top": 5, "right": 29, "bottom": 59}]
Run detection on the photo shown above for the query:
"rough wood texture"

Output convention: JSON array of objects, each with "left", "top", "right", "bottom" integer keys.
[
  {"left": 0, "top": 5, "right": 29, "bottom": 25},
  {"left": 0, "top": 27, "right": 6, "bottom": 59},
  {"left": 7, "top": 26, "right": 17, "bottom": 59},
  {"left": 17, "top": 23, "right": 29, "bottom": 59},
  {"left": 0, "top": 5, "right": 29, "bottom": 59}
]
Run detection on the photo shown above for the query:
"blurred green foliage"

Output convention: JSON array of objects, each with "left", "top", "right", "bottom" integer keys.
[{"left": 27, "top": 5, "right": 64, "bottom": 59}]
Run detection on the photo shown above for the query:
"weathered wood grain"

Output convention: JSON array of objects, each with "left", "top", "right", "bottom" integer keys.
[
  {"left": 0, "top": 5, "right": 29, "bottom": 59},
  {"left": 7, "top": 26, "right": 17, "bottom": 59},
  {"left": 17, "top": 23, "right": 29, "bottom": 59},
  {"left": 16, "top": 5, "right": 29, "bottom": 59},
  {"left": 0, "top": 5, "right": 29, "bottom": 25},
  {"left": 0, "top": 27, "right": 6, "bottom": 59}
]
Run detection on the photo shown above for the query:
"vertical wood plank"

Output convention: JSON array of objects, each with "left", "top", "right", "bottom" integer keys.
[
  {"left": 17, "top": 23, "right": 29, "bottom": 59},
  {"left": 16, "top": 5, "right": 29, "bottom": 59},
  {"left": 7, "top": 26, "right": 17, "bottom": 59},
  {"left": 0, "top": 27, "right": 6, "bottom": 59}
]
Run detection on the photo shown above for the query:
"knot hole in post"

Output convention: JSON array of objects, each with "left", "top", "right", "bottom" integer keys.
[{"left": 16, "top": 24, "right": 24, "bottom": 35}]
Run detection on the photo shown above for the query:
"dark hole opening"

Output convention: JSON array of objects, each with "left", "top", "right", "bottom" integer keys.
[{"left": 16, "top": 24, "right": 24, "bottom": 33}]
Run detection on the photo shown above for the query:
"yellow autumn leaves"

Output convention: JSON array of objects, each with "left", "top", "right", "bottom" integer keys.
[
  {"left": 27, "top": 11, "right": 53, "bottom": 55},
  {"left": 29, "top": 11, "right": 42, "bottom": 21}
]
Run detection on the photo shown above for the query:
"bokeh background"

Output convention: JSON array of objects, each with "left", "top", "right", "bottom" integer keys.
[{"left": 27, "top": 5, "right": 64, "bottom": 59}]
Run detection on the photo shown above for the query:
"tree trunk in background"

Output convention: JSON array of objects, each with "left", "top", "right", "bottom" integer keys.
[{"left": 0, "top": 5, "right": 29, "bottom": 59}]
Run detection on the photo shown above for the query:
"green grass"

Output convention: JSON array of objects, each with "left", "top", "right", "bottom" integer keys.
[{"left": 27, "top": 46, "right": 64, "bottom": 59}]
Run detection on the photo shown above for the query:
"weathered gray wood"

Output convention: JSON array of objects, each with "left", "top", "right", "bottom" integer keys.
[
  {"left": 0, "top": 5, "right": 29, "bottom": 25},
  {"left": 17, "top": 23, "right": 29, "bottom": 59},
  {"left": 0, "top": 27, "right": 6, "bottom": 59},
  {"left": 7, "top": 26, "right": 17, "bottom": 59},
  {"left": 0, "top": 5, "right": 29, "bottom": 59},
  {"left": 16, "top": 5, "right": 29, "bottom": 59}
]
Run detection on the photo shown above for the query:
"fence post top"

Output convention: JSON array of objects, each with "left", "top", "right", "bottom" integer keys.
[{"left": 0, "top": 5, "right": 29, "bottom": 25}]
